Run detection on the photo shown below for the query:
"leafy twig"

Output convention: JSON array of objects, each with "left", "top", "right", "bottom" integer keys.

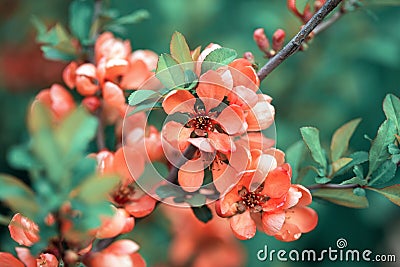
[
  {"left": 307, "top": 183, "right": 359, "bottom": 190},
  {"left": 257, "top": 0, "right": 343, "bottom": 81}
]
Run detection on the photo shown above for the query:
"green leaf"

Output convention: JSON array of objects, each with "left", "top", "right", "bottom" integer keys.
[
  {"left": 366, "top": 185, "right": 400, "bottom": 206},
  {"left": 128, "top": 102, "right": 162, "bottom": 116},
  {"left": 300, "top": 127, "right": 327, "bottom": 171},
  {"left": 201, "top": 47, "right": 237, "bottom": 73},
  {"left": 368, "top": 119, "right": 397, "bottom": 176},
  {"left": 340, "top": 176, "right": 367, "bottom": 186},
  {"left": 41, "top": 46, "right": 77, "bottom": 61},
  {"left": 0, "top": 174, "right": 38, "bottom": 216},
  {"left": 388, "top": 144, "right": 400, "bottom": 155},
  {"left": 312, "top": 188, "right": 369, "bottom": 208},
  {"left": 333, "top": 151, "right": 369, "bottom": 178},
  {"left": 56, "top": 107, "right": 98, "bottom": 159},
  {"left": 369, "top": 160, "right": 397, "bottom": 186},
  {"left": 286, "top": 141, "right": 305, "bottom": 181},
  {"left": 315, "top": 177, "right": 331, "bottom": 184},
  {"left": 128, "top": 90, "right": 160, "bottom": 106},
  {"left": 155, "top": 54, "right": 185, "bottom": 89},
  {"left": 72, "top": 175, "right": 119, "bottom": 204},
  {"left": 191, "top": 205, "right": 212, "bottom": 223},
  {"left": 110, "top": 9, "right": 149, "bottom": 25},
  {"left": 156, "top": 185, "right": 184, "bottom": 199},
  {"left": 353, "top": 165, "right": 364, "bottom": 179},
  {"left": 331, "top": 157, "right": 353, "bottom": 174},
  {"left": 170, "top": 31, "right": 193, "bottom": 65},
  {"left": 330, "top": 118, "right": 361, "bottom": 162},
  {"left": 7, "top": 144, "right": 39, "bottom": 170},
  {"left": 186, "top": 193, "right": 207, "bottom": 207},
  {"left": 69, "top": 0, "right": 95, "bottom": 42},
  {"left": 383, "top": 94, "right": 400, "bottom": 133}
]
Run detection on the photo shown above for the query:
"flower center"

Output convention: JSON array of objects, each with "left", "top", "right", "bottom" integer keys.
[
  {"left": 187, "top": 116, "right": 215, "bottom": 132},
  {"left": 237, "top": 186, "right": 269, "bottom": 213},
  {"left": 112, "top": 184, "right": 136, "bottom": 205}
]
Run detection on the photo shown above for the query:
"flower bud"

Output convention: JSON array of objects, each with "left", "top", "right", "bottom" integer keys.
[
  {"left": 272, "top": 29, "right": 286, "bottom": 51},
  {"left": 243, "top": 52, "right": 255, "bottom": 65},
  {"left": 253, "top": 28, "right": 270, "bottom": 53},
  {"left": 82, "top": 96, "right": 101, "bottom": 113}
]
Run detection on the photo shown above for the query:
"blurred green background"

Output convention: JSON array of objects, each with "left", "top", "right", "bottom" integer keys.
[{"left": 0, "top": 0, "right": 399, "bottom": 266}]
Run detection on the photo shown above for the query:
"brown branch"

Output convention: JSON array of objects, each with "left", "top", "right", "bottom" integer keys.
[
  {"left": 95, "top": 106, "right": 106, "bottom": 150},
  {"left": 257, "top": 0, "right": 343, "bottom": 82},
  {"left": 307, "top": 183, "right": 359, "bottom": 190}
]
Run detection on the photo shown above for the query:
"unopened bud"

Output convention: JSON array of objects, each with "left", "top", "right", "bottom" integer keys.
[
  {"left": 253, "top": 28, "right": 270, "bottom": 53},
  {"left": 272, "top": 29, "right": 286, "bottom": 51},
  {"left": 314, "top": 0, "right": 325, "bottom": 11},
  {"left": 243, "top": 52, "right": 255, "bottom": 65},
  {"left": 82, "top": 96, "right": 101, "bottom": 113},
  {"left": 287, "top": 0, "right": 302, "bottom": 19}
]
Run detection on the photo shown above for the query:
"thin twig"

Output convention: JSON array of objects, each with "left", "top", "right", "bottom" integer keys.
[
  {"left": 307, "top": 183, "right": 359, "bottom": 190},
  {"left": 313, "top": 7, "right": 344, "bottom": 35},
  {"left": 95, "top": 106, "right": 106, "bottom": 150},
  {"left": 257, "top": 0, "right": 343, "bottom": 81}
]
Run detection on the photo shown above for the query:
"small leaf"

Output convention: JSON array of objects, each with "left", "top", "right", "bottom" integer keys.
[
  {"left": 170, "top": 31, "right": 193, "bottom": 65},
  {"left": 330, "top": 118, "right": 361, "bottom": 162},
  {"left": 369, "top": 160, "right": 397, "bottom": 186},
  {"left": 7, "top": 144, "right": 39, "bottom": 170},
  {"left": 315, "top": 177, "right": 331, "bottom": 184},
  {"left": 186, "top": 193, "right": 206, "bottom": 207},
  {"left": 333, "top": 151, "right": 369, "bottom": 177},
  {"left": 41, "top": 46, "right": 77, "bottom": 61},
  {"left": 156, "top": 185, "right": 184, "bottom": 199},
  {"left": 109, "top": 9, "right": 149, "bottom": 25},
  {"left": 300, "top": 127, "right": 327, "bottom": 170},
  {"left": 388, "top": 144, "right": 400, "bottom": 155},
  {"left": 56, "top": 107, "right": 98, "bottom": 159},
  {"left": 383, "top": 94, "right": 400, "bottom": 133},
  {"left": 366, "top": 185, "right": 400, "bottom": 206},
  {"left": 191, "top": 205, "right": 212, "bottom": 223},
  {"left": 128, "top": 90, "right": 159, "bottom": 106},
  {"left": 69, "top": 0, "right": 94, "bottom": 42},
  {"left": 368, "top": 119, "right": 396, "bottom": 176},
  {"left": 155, "top": 54, "right": 185, "bottom": 89},
  {"left": 340, "top": 177, "right": 367, "bottom": 186},
  {"left": 128, "top": 102, "right": 162, "bottom": 116},
  {"left": 353, "top": 165, "right": 364, "bottom": 179},
  {"left": 0, "top": 174, "right": 38, "bottom": 216},
  {"left": 312, "top": 188, "right": 369, "bottom": 208},
  {"left": 353, "top": 187, "right": 366, "bottom": 197},
  {"left": 72, "top": 175, "right": 119, "bottom": 204},
  {"left": 201, "top": 47, "right": 237, "bottom": 73},
  {"left": 286, "top": 141, "right": 305, "bottom": 181},
  {"left": 332, "top": 157, "right": 353, "bottom": 174}
]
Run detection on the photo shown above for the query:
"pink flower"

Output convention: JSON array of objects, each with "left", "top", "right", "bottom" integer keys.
[
  {"left": 8, "top": 213, "right": 40, "bottom": 247},
  {"left": 84, "top": 239, "right": 146, "bottom": 267}
]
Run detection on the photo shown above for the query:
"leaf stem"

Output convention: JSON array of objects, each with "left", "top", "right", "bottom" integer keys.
[{"left": 257, "top": 0, "right": 344, "bottom": 81}]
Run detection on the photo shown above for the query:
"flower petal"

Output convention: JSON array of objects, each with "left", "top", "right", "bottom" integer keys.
[
  {"left": 217, "top": 104, "right": 247, "bottom": 135},
  {"left": 246, "top": 94, "right": 275, "bottom": 131},
  {"left": 62, "top": 61, "right": 77, "bottom": 89},
  {"left": 8, "top": 213, "right": 40, "bottom": 247},
  {"left": 125, "top": 195, "right": 157, "bottom": 218},
  {"left": 196, "top": 70, "right": 228, "bottom": 111},
  {"left": 0, "top": 252, "right": 24, "bottom": 267},
  {"left": 103, "top": 82, "right": 125, "bottom": 109},
  {"left": 178, "top": 160, "right": 204, "bottom": 192},
  {"left": 262, "top": 166, "right": 291, "bottom": 199},
  {"left": 285, "top": 206, "right": 318, "bottom": 233},
  {"left": 188, "top": 137, "right": 214, "bottom": 153},
  {"left": 162, "top": 90, "right": 196, "bottom": 114},
  {"left": 103, "top": 239, "right": 140, "bottom": 255},
  {"left": 229, "top": 210, "right": 256, "bottom": 240},
  {"left": 15, "top": 247, "right": 36, "bottom": 267},
  {"left": 208, "top": 132, "right": 235, "bottom": 154},
  {"left": 114, "top": 147, "right": 145, "bottom": 184},
  {"left": 120, "top": 60, "right": 152, "bottom": 89},
  {"left": 293, "top": 184, "right": 313, "bottom": 206},
  {"left": 229, "top": 58, "right": 259, "bottom": 91},
  {"left": 262, "top": 211, "right": 285, "bottom": 236}
]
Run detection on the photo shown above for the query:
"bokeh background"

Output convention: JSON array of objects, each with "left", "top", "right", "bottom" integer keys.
[{"left": 0, "top": 0, "right": 399, "bottom": 266}]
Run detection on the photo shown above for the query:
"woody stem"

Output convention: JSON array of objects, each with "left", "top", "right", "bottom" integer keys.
[{"left": 257, "top": 0, "right": 344, "bottom": 81}]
